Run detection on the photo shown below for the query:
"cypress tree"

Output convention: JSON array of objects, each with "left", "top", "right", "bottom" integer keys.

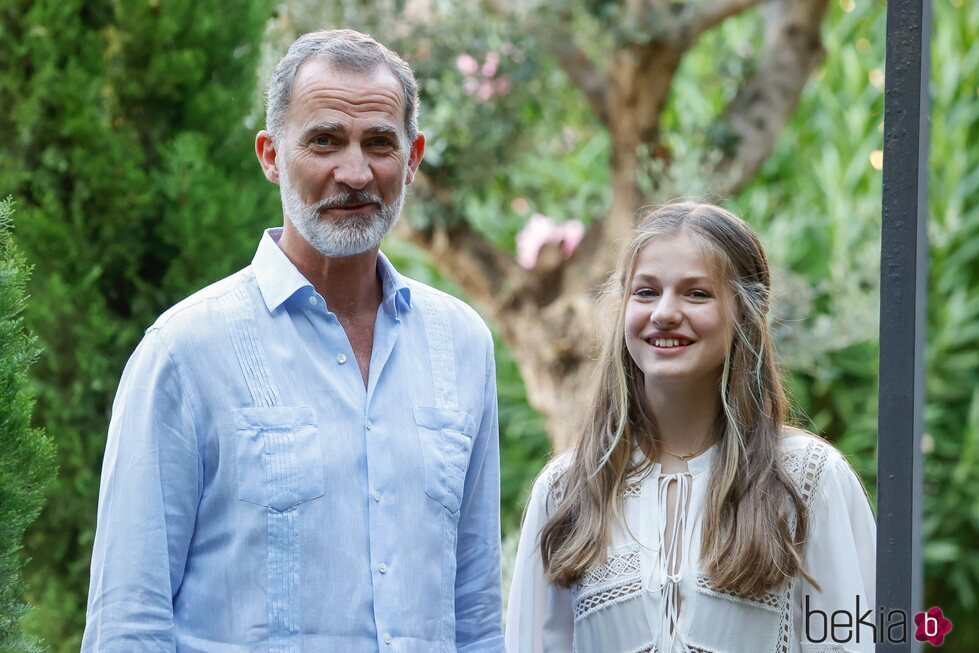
[
  {"left": 0, "top": 2, "right": 277, "bottom": 648},
  {"left": 0, "top": 198, "right": 56, "bottom": 653}
]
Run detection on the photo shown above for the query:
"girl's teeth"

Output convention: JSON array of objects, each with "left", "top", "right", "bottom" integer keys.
[{"left": 654, "top": 339, "right": 683, "bottom": 347}]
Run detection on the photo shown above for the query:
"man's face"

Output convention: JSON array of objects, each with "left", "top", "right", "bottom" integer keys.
[{"left": 275, "top": 60, "right": 423, "bottom": 258}]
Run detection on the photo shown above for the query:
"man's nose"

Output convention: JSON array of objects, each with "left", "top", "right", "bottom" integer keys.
[{"left": 333, "top": 147, "right": 373, "bottom": 189}]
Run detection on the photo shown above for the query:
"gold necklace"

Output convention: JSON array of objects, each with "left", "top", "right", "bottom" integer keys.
[{"left": 658, "top": 440, "right": 715, "bottom": 461}]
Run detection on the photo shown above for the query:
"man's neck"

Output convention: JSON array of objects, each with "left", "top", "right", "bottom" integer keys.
[{"left": 278, "top": 223, "right": 383, "bottom": 319}]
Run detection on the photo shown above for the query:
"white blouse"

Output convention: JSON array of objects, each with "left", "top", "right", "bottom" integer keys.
[{"left": 505, "top": 434, "right": 876, "bottom": 653}]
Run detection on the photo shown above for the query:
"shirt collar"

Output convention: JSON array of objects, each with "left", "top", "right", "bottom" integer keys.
[
  {"left": 376, "top": 248, "right": 413, "bottom": 318},
  {"left": 686, "top": 442, "right": 717, "bottom": 475},
  {"left": 252, "top": 228, "right": 413, "bottom": 315}
]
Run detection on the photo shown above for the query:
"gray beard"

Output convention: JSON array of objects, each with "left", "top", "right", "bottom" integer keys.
[{"left": 279, "top": 168, "right": 405, "bottom": 258}]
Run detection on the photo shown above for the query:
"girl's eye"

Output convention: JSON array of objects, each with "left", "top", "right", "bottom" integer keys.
[
  {"left": 690, "top": 289, "right": 712, "bottom": 299},
  {"left": 633, "top": 288, "right": 658, "bottom": 298}
]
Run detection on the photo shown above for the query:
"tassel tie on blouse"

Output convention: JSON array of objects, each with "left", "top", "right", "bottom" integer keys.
[{"left": 651, "top": 473, "right": 692, "bottom": 653}]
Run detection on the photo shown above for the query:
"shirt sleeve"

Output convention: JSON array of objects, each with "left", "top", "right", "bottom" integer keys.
[
  {"left": 455, "top": 331, "right": 506, "bottom": 652},
  {"left": 82, "top": 328, "right": 202, "bottom": 652},
  {"left": 796, "top": 453, "right": 877, "bottom": 653},
  {"left": 505, "top": 464, "right": 574, "bottom": 653}
]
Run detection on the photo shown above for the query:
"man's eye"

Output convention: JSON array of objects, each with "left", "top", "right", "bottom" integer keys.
[
  {"left": 369, "top": 137, "right": 395, "bottom": 148},
  {"left": 311, "top": 135, "right": 333, "bottom": 146}
]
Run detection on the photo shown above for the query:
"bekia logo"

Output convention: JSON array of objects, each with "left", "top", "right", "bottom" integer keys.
[
  {"left": 805, "top": 596, "right": 953, "bottom": 646},
  {"left": 914, "top": 606, "right": 953, "bottom": 647}
]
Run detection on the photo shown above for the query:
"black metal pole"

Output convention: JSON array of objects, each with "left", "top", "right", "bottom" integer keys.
[{"left": 877, "top": 0, "right": 930, "bottom": 651}]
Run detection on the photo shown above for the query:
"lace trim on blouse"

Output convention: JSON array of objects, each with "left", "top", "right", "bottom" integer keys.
[
  {"left": 573, "top": 547, "right": 644, "bottom": 620},
  {"left": 776, "top": 440, "right": 831, "bottom": 653},
  {"left": 628, "top": 644, "right": 659, "bottom": 653},
  {"left": 694, "top": 573, "right": 782, "bottom": 613}
]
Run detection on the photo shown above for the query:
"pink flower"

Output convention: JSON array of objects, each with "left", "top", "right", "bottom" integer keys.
[
  {"left": 463, "top": 77, "right": 479, "bottom": 95},
  {"left": 559, "top": 219, "right": 585, "bottom": 256},
  {"left": 456, "top": 53, "right": 478, "bottom": 75},
  {"left": 494, "top": 75, "right": 512, "bottom": 97},
  {"left": 476, "top": 80, "right": 495, "bottom": 102},
  {"left": 516, "top": 214, "right": 586, "bottom": 270},
  {"left": 481, "top": 51, "right": 500, "bottom": 78}
]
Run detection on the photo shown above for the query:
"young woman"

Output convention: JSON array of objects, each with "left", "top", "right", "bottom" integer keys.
[{"left": 506, "top": 203, "right": 876, "bottom": 653}]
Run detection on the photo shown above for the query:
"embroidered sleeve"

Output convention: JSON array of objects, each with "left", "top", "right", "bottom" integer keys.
[
  {"left": 541, "top": 453, "right": 570, "bottom": 512},
  {"left": 793, "top": 446, "right": 877, "bottom": 653},
  {"left": 505, "top": 458, "right": 575, "bottom": 653}
]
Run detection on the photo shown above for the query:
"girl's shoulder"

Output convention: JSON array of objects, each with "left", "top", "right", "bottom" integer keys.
[
  {"left": 778, "top": 425, "right": 845, "bottom": 462},
  {"left": 778, "top": 426, "right": 868, "bottom": 506},
  {"left": 531, "top": 450, "right": 575, "bottom": 512}
]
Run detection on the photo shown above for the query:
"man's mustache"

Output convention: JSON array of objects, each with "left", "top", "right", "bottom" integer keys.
[{"left": 314, "top": 191, "right": 385, "bottom": 211}]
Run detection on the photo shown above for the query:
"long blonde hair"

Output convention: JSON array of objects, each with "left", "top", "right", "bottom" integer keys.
[{"left": 539, "top": 202, "right": 816, "bottom": 597}]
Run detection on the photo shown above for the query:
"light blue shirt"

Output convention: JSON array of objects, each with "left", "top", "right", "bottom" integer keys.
[{"left": 83, "top": 229, "right": 504, "bottom": 652}]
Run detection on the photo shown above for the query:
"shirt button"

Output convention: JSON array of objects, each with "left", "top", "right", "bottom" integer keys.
[
  {"left": 378, "top": 563, "right": 388, "bottom": 574},
  {"left": 383, "top": 633, "right": 392, "bottom": 644},
  {"left": 366, "top": 419, "right": 373, "bottom": 431},
  {"left": 336, "top": 353, "right": 347, "bottom": 364},
  {"left": 373, "top": 490, "right": 382, "bottom": 502},
  {"left": 308, "top": 296, "right": 318, "bottom": 305}
]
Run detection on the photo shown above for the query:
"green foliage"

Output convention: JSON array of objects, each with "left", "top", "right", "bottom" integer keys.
[
  {"left": 404, "top": 19, "right": 610, "bottom": 238},
  {"left": 919, "top": 1, "right": 979, "bottom": 646},
  {"left": 732, "top": 0, "right": 885, "bottom": 471},
  {"left": 0, "top": 2, "right": 277, "bottom": 649},
  {"left": 0, "top": 198, "right": 56, "bottom": 653}
]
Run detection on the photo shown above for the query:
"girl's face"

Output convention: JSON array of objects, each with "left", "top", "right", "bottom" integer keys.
[{"left": 624, "top": 233, "right": 732, "bottom": 391}]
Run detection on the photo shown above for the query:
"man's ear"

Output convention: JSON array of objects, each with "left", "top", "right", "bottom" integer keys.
[
  {"left": 255, "top": 130, "right": 280, "bottom": 184},
  {"left": 405, "top": 132, "right": 426, "bottom": 187}
]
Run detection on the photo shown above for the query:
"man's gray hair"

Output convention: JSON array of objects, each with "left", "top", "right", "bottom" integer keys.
[{"left": 265, "top": 29, "right": 420, "bottom": 144}]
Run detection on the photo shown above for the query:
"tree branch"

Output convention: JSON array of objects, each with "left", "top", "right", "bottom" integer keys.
[
  {"left": 535, "top": 14, "right": 609, "bottom": 124},
  {"left": 399, "top": 179, "right": 530, "bottom": 315},
  {"left": 686, "top": 0, "right": 767, "bottom": 41},
  {"left": 709, "top": 0, "right": 830, "bottom": 197}
]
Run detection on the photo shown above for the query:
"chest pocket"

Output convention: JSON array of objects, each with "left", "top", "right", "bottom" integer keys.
[
  {"left": 234, "top": 406, "right": 325, "bottom": 511},
  {"left": 414, "top": 406, "right": 476, "bottom": 514}
]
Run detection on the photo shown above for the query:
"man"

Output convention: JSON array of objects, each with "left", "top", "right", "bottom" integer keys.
[{"left": 83, "top": 29, "right": 504, "bottom": 652}]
